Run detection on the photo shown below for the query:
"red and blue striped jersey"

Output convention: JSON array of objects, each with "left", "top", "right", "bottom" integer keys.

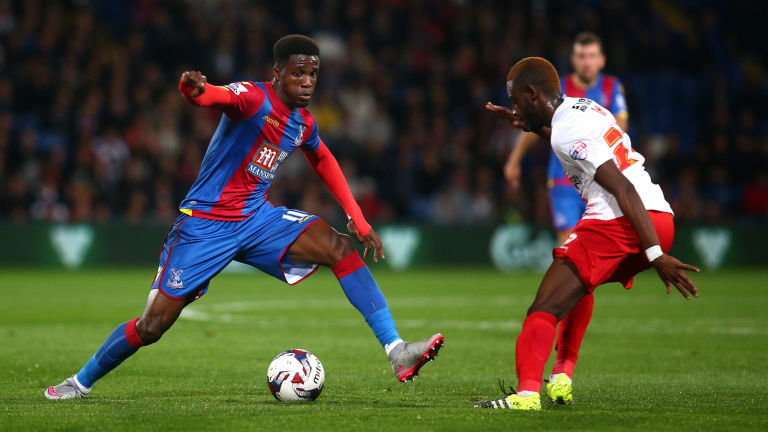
[
  {"left": 547, "top": 73, "right": 628, "bottom": 185},
  {"left": 179, "top": 81, "right": 320, "bottom": 220}
]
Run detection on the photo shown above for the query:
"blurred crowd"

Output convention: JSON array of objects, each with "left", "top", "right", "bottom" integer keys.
[{"left": 1, "top": 0, "right": 766, "bottom": 226}]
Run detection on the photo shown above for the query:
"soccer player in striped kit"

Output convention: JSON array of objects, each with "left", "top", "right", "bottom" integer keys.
[
  {"left": 478, "top": 57, "right": 698, "bottom": 410},
  {"left": 45, "top": 35, "right": 443, "bottom": 400},
  {"left": 501, "top": 32, "right": 628, "bottom": 405}
]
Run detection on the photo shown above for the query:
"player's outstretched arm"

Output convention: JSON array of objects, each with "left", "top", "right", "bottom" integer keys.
[
  {"left": 302, "top": 141, "right": 383, "bottom": 262},
  {"left": 178, "top": 71, "right": 248, "bottom": 117},
  {"left": 594, "top": 161, "right": 699, "bottom": 299}
]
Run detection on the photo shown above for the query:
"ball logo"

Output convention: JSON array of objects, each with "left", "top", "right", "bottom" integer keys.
[
  {"left": 312, "top": 361, "right": 323, "bottom": 384},
  {"left": 267, "top": 349, "right": 324, "bottom": 402}
]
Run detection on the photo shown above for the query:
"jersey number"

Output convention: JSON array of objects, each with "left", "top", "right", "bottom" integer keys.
[{"left": 603, "top": 127, "right": 637, "bottom": 171}]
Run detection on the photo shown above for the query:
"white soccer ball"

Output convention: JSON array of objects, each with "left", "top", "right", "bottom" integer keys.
[{"left": 266, "top": 349, "right": 325, "bottom": 402}]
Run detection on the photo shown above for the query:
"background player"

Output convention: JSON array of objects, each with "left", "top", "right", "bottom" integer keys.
[
  {"left": 477, "top": 57, "right": 698, "bottom": 410},
  {"left": 505, "top": 32, "right": 628, "bottom": 245},
  {"left": 45, "top": 35, "right": 444, "bottom": 400},
  {"left": 501, "top": 32, "right": 628, "bottom": 401}
]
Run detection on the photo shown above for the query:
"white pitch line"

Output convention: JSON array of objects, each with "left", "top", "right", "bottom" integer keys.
[
  {"left": 180, "top": 306, "right": 767, "bottom": 336},
  {"left": 200, "top": 295, "right": 522, "bottom": 314},
  {"left": 179, "top": 296, "right": 768, "bottom": 336},
  {"left": 179, "top": 308, "right": 521, "bottom": 330}
]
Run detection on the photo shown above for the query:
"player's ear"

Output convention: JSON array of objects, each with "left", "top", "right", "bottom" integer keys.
[
  {"left": 272, "top": 65, "right": 281, "bottom": 82},
  {"left": 525, "top": 84, "right": 538, "bottom": 101}
]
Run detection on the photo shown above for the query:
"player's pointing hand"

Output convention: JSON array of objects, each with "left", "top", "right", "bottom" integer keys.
[
  {"left": 652, "top": 254, "right": 700, "bottom": 299},
  {"left": 486, "top": 101, "right": 524, "bottom": 129},
  {"left": 181, "top": 71, "right": 207, "bottom": 97},
  {"left": 347, "top": 219, "right": 385, "bottom": 263}
]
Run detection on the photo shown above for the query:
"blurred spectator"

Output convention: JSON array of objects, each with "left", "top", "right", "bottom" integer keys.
[{"left": 1, "top": 0, "right": 766, "bottom": 226}]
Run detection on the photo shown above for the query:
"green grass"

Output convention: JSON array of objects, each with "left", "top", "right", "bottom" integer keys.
[{"left": 1, "top": 267, "right": 767, "bottom": 431}]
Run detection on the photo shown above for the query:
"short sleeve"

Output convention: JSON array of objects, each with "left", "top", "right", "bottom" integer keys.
[{"left": 610, "top": 80, "right": 628, "bottom": 117}]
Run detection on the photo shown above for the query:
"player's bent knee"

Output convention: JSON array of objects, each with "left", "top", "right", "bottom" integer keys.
[
  {"left": 320, "top": 231, "right": 356, "bottom": 266},
  {"left": 527, "top": 302, "right": 568, "bottom": 321},
  {"left": 332, "top": 233, "right": 356, "bottom": 260},
  {"left": 136, "top": 316, "right": 173, "bottom": 345}
]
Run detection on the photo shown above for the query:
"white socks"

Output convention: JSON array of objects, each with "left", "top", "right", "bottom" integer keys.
[
  {"left": 549, "top": 373, "right": 573, "bottom": 384},
  {"left": 72, "top": 374, "right": 91, "bottom": 393},
  {"left": 384, "top": 339, "right": 404, "bottom": 356}
]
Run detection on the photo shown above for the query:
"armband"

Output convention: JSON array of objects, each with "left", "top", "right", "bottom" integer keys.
[{"left": 645, "top": 245, "right": 663, "bottom": 263}]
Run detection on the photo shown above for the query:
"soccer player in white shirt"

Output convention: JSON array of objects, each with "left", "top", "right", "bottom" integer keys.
[{"left": 476, "top": 57, "right": 699, "bottom": 410}]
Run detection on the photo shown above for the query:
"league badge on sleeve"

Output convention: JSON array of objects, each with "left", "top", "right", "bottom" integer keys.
[
  {"left": 569, "top": 141, "right": 588, "bottom": 160},
  {"left": 225, "top": 82, "right": 249, "bottom": 95}
]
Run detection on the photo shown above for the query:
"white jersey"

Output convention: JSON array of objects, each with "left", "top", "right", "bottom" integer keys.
[{"left": 550, "top": 97, "right": 672, "bottom": 220}]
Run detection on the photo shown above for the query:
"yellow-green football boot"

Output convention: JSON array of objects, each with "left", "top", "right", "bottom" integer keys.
[
  {"left": 546, "top": 373, "right": 573, "bottom": 405},
  {"left": 474, "top": 392, "right": 542, "bottom": 410}
]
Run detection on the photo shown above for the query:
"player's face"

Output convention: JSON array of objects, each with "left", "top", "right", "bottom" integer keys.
[
  {"left": 274, "top": 54, "right": 319, "bottom": 109},
  {"left": 571, "top": 42, "right": 605, "bottom": 83},
  {"left": 506, "top": 80, "right": 544, "bottom": 133}
]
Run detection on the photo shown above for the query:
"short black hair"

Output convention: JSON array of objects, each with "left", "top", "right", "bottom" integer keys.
[
  {"left": 273, "top": 34, "right": 320, "bottom": 67},
  {"left": 573, "top": 31, "right": 603, "bottom": 53}
]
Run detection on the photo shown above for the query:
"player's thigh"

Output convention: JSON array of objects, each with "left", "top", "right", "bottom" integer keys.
[
  {"left": 529, "top": 258, "right": 588, "bottom": 320},
  {"left": 151, "top": 215, "right": 240, "bottom": 302},
  {"left": 288, "top": 218, "right": 355, "bottom": 267},
  {"left": 549, "top": 186, "right": 586, "bottom": 233},
  {"left": 235, "top": 206, "right": 329, "bottom": 283},
  {"left": 607, "top": 211, "right": 675, "bottom": 285},
  {"left": 554, "top": 218, "right": 641, "bottom": 291}
]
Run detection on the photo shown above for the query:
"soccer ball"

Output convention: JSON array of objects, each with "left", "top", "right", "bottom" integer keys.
[{"left": 266, "top": 349, "right": 325, "bottom": 402}]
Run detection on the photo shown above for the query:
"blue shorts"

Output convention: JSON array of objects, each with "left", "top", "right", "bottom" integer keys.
[
  {"left": 151, "top": 203, "right": 320, "bottom": 301},
  {"left": 548, "top": 185, "right": 586, "bottom": 232}
]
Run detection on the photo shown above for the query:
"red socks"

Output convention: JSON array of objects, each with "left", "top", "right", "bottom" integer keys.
[
  {"left": 552, "top": 294, "right": 594, "bottom": 377},
  {"left": 516, "top": 311, "right": 557, "bottom": 392},
  {"left": 124, "top": 317, "right": 145, "bottom": 349},
  {"left": 515, "top": 295, "right": 594, "bottom": 392},
  {"left": 331, "top": 252, "right": 365, "bottom": 279}
]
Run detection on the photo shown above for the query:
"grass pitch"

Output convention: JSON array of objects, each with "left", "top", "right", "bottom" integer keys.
[{"left": 1, "top": 266, "right": 767, "bottom": 431}]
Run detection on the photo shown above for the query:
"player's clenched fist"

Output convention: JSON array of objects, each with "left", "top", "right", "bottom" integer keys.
[{"left": 180, "top": 71, "right": 207, "bottom": 97}]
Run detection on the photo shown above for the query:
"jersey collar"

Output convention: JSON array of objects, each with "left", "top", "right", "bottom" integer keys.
[{"left": 264, "top": 81, "right": 295, "bottom": 118}]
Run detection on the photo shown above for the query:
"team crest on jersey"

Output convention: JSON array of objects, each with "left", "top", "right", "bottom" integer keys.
[
  {"left": 167, "top": 268, "right": 184, "bottom": 289},
  {"left": 294, "top": 125, "right": 306, "bottom": 146},
  {"left": 225, "top": 82, "right": 249, "bottom": 95},
  {"left": 569, "top": 141, "right": 588, "bottom": 160},
  {"left": 247, "top": 142, "right": 288, "bottom": 180}
]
